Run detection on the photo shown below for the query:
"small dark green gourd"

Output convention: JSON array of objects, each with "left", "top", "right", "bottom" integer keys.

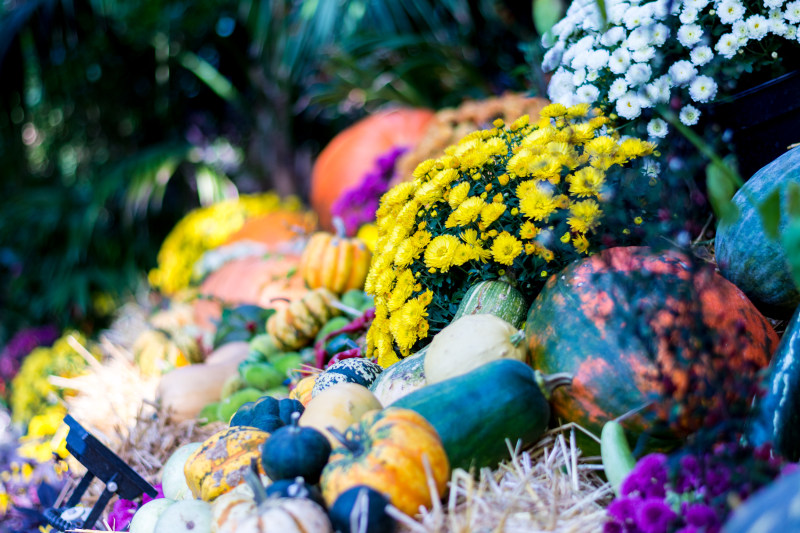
[
  {"left": 265, "top": 476, "right": 327, "bottom": 509},
  {"left": 230, "top": 395, "right": 304, "bottom": 432},
  {"left": 261, "top": 411, "right": 332, "bottom": 484},
  {"left": 329, "top": 485, "right": 396, "bottom": 533}
]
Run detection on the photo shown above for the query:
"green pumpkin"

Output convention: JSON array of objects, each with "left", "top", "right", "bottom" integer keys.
[
  {"left": 229, "top": 396, "right": 304, "bottom": 432},
  {"left": 329, "top": 485, "right": 396, "bottom": 533},
  {"left": 261, "top": 412, "right": 332, "bottom": 484}
]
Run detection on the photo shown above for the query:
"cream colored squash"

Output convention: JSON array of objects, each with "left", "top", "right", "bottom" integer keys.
[
  {"left": 424, "top": 314, "right": 527, "bottom": 384},
  {"left": 211, "top": 483, "right": 256, "bottom": 533},
  {"left": 161, "top": 442, "right": 202, "bottom": 500},
  {"left": 154, "top": 499, "right": 212, "bottom": 533},
  {"left": 129, "top": 498, "right": 176, "bottom": 533},
  {"left": 299, "top": 383, "right": 382, "bottom": 446},
  {"left": 156, "top": 342, "right": 249, "bottom": 422}
]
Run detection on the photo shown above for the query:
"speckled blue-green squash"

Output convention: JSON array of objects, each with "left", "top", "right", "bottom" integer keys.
[
  {"left": 715, "top": 146, "right": 800, "bottom": 318},
  {"left": 747, "top": 303, "right": 800, "bottom": 461}
]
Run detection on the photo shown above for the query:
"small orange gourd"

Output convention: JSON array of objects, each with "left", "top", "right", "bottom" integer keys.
[
  {"left": 299, "top": 219, "right": 372, "bottom": 294},
  {"left": 320, "top": 407, "right": 449, "bottom": 516}
]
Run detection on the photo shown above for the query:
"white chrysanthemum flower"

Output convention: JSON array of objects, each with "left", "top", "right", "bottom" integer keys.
[
  {"left": 643, "top": 75, "right": 673, "bottom": 104},
  {"left": 632, "top": 47, "right": 657, "bottom": 62},
  {"left": 547, "top": 70, "right": 576, "bottom": 104},
  {"left": 542, "top": 43, "right": 565, "bottom": 72},
  {"left": 642, "top": 159, "right": 662, "bottom": 178},
  {"left": 765, "top": 0, "right": 785, "bottom": 8},
  {"left": 571, "top": 53, "right": 588, "bottom": 70},
  {"left": 647, "top": 118, "right": 669, "bottom": 138},
  {"left": 732, "top": 20, "right": 749, "bottom": 38},
  {"left": 587, "top": 70, "right": 600, "bottom": 82},
  {"left": 616, "top": 91, "right": 642, "bottom": 119},
  {"left": 786, "top": 25, "right": 798, "bottom": 38},
  {"left": 772, "top": 19, "right": 789, "bottom": 35},
  {"left": 608, "top": 78, "right": 629, "bottom": 101},
  {"left": 690, "top": 46, "right": 714, "bottom": 65},
  {"left": 651, "top": 23, "right": 671, "bottom": 46},
  {"left": 626, "top": 63, "right": 653, "bottom": 86},
  {"left": 652, "top": 0, "right": 680, "bottom": 19},
  {"left": 586, "top": 49, "right": 611, "bottom": 70},
  {"left": 600, "top": 26, "right": 627, "bottom": 46},
  {"left": 573, "top": 68, "right": 588, "bottom": 86},
  {"left": 624, "top": 6, "right": 652, "bottom": 29},
  {"left": 715, "top": 33, "right": 740, "bottom": 59},
  {"left": 688, "top": 75, "right": 718, "bottom": 103},
  {"left": 785, "top": 0, "right": 800, "bottom": 23},
  {"left": 679, "top": 104, "right": 701, "bottom": 126},
  {"left": 717, "top": 0, "right": 746, "bottom": 24},
  {"left": 576, "top": 84, "right": 601, "bottom": 104},
  {"left": 609, "top": 48, "right": 632, "bottom": 74},
  {"left": 747, "top": 15, "right": 770, "bottom": 39},
  {"left": 608, "top": 2, "right": 630, "bottom": 24},
  {"left": 678, "top": 24, "right": 703, "bottom": 48},
  {"left": 680, "top": 8, "right": 699, "bottom": 23},
  {"left": 668, "top": 60, "right": 697, "bottom": 85},
  {"left": 626, "top": 27, "right": 652, "bottom": 49},
  {"left": 769, "top": 8, "right": 784, "bottom": 20}
]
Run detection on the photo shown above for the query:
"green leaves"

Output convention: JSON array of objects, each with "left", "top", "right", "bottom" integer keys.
[
  {"left": 706, "top": 162, "right": 740, "bottom": 225},
  {"left": 533, "top": 0, "right": 567, "bottom": 36}
]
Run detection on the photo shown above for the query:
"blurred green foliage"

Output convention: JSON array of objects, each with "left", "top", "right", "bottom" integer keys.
[{"left": 0, "top": 0, "right": 540, "bottom": 344}]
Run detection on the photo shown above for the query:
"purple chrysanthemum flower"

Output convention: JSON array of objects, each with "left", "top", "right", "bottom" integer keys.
[
  {"left": 622, "top": 453, "right": 668, "bottom": 498},
  {"left": 635, "top": 498, "right": 677, "bottom": 533},
  {"left": 0, "top": 325, "right": 58, "bottom": 383},
  {"left": 685, "top": 503, "right": 719, "bottom": 529},
  {"left": 330, "top": 145, "right": 408, "bottom": 235}
]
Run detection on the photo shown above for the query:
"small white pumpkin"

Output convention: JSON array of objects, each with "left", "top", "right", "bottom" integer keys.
[
  {"left": 237, "top": 498, "right": 333, "bottom": 533},
  {"left": 129, "top": 498, "right": 176, "bottom": 533},
  {"left": 299, "top": 383, "right": 382, "bottom": 446},
  {"left": 424, "top": 314, "right": 528, "bottom": 384},
  {"left": 154, "top": 499, "right": 212, "bottom": 533},
  {"left": 211, "top": 483, "right": 256, "bottom": 533},
  {"left": 162, "top": 442, "right": 202, "bottom": 500}
]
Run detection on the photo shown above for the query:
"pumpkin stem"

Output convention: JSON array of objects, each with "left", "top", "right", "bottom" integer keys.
[
  {"left": 510, "top": 330, "right": 526, "bottom": 347},
  {"left": 290, "top": 411, "right": 301, "bottom": 431},
  {"left": 534, "top": 371, "right": 573, "bottom": 400},
  {"left": 245, "top": 459, "right": 269, "bottom": 507},
  {"left": 332, "top": 216, "right": 348, "bottom": 238},
  {"left": 326, "top": 426, "right": 363, "bottom": 455}
]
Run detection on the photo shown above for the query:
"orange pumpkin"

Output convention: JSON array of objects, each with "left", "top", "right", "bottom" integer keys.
[
  {"left": 289, "top": 374, "right": 317, "bottom": 406},
  {"left": 310, "top": 108, "right": 434, "bottom": 231},
  {"left": 224, "top": 210, "right": 317, "bottom": 247},
  {"left": 320, "top": 407, "right": 449, "bottom": 516},
  {"left": 193, "top": 254, "right": 308, "bottom": 330},
  {"left": 299, "top": 223, "right": 372, "bottom": 294}
]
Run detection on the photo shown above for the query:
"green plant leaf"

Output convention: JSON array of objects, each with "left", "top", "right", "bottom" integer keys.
[
  {"left": 787, "top": 182, "right": 800, "bottom": 218},
  {"left": 706, "top": 163, "right": 739, "bottom": 224},
  {"left": 533, "top": 0, "right": 565, "bottom": 35},
  {"left": 781, "top": 216, "right": 800, "bottom": 291},
  {"left": 757, "top": 187, "right": 781, "bottom": 240}
]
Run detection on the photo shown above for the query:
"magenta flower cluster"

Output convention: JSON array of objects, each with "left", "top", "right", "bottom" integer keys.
[
  {"left": 605, "top": 442, "right": 787, "bottom": 533},
  {"left": 0, "top": 325, "right": 58, "bottom": 396},
  {"left": 330, "top": 146, "right": 408, "bottom": 235}
]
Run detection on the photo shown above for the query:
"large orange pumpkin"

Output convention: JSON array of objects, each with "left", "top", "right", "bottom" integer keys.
[
  {"left": 224, "top": 210, "right": 317, "bottom": 246},
  {"left": 193, "top": 254, "right": 308, "bottom": 330},
  {"left": 310, "top": 108, "right": 434, "bottom": 230}
]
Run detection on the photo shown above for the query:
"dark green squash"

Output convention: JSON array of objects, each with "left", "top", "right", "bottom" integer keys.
[
  {"left": 230, "top": 396, "right": 304, "bottom": 433},
  {"left": 722, "top": 469, "right": 800, "bottom": 532},
  {"left": 715, "top": 146, "right": 800, "bottom": 318},
  {"left": 261, "top": 412, "right": 332, "bottom": 484},
  {"left": 392, "top": 359, "right": 570, "bottom": 471},
  {"left": 747, "top": 304, "right": 800, "bottom": 461},
  {"left": 452, "top": 279, "right": 528, "bottom": 328},
  {"left": 329, "top": 485, "right": 396, "bottom": 533}
]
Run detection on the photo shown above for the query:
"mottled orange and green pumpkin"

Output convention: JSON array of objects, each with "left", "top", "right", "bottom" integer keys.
[
  {"left": 320, "top": 407, "right": 449, "bottom": 516},
  {"left": 266, "top": 288, "right": 341, "bottom": 351},
  {"left": 184, "top": 426, "right": 270, "bottom": 501},
  {"left": 526, "top": 246, "right": 778, "bottom": 453}
]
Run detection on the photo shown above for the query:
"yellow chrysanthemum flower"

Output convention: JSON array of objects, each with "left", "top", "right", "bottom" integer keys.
[
  {"left": 518, "top": 183, "right": 558, "bottom": 222},
  {"left": 568, "top": 166, "right": 606, "bottom": 198},
  {"left": 424, "top": 234, "right": 460, "bottom": 271},
  {"left": 448, "top": 181, "right": 472, "bottom": 209},
  {"left": 540, "top": 103, "right": 568, "bottom": 118},
  {"left": 445, "top": 197, "right": 485, "bottom": 228},
  {"left": 568, "top": 199, "right": 603, "bottom": 233},
  {"left": 480, "top": 202, "right": 506, "bottom": 227},
  {"left": 413, "top": 159, "right": 437, "bottom": 179},
  {"left": 573, "top": 233, "right": 590, "bottom": 253},
  {"left": 453, "top": 244, "right": 474, "bottom": 265},
  {"left": 491, "top": 232, "right": 523, "bottom": 266}
]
